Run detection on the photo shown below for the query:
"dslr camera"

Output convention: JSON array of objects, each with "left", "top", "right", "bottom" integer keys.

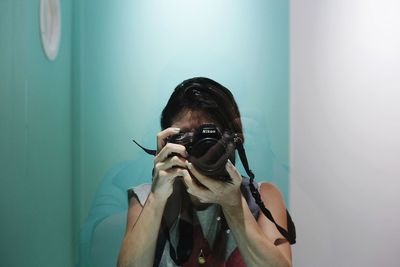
[{"left": 167, "top": 123, "right": 241, "bottom": 182}]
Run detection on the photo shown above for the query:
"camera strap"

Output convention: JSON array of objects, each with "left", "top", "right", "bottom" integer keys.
[
  {"left": 235, "top": 142, "right": 296, "bottom": 245},
  {"left": 132, "top": 139, "right": 157, "bottom": 155}
]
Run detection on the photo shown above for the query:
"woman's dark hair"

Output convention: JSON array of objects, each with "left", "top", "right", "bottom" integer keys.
[{"left": 161, "top": 77, "right": 244, "bottom": 142}]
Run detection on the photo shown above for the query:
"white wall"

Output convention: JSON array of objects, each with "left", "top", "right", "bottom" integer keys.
[{"left": 290, "top": 1, "right": 400, "bottom": 266}]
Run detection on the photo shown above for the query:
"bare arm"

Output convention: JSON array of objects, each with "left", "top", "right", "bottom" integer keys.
[
  {"left": 117, "top": 193, "right": 165, "bottom": 267},
  {"left": 222, "top": 184, "right": 292, "bottom": 267},
  {"left": 117, "top": 128, "right": 188, "bottom": 267}
]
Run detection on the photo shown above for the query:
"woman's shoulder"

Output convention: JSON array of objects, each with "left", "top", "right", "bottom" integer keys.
[
  {"left": 259, "top": 182, "right": 284, "bottom": 197},
  {"left": 128, "top": 183, "right": 152, "bottom": 206},
  {"left": 257, "top": 182, "right": 288, "bottom": 234},
  {"left": 258, "top": 182, "right": 286, "bottom": 208},
  {"left": 241, "top": 179, "right": 284, "bottom": 201}
]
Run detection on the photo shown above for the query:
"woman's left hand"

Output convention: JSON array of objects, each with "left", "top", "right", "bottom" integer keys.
[{"left": 182, "top": 159, "right": 243, "bottom": 208}]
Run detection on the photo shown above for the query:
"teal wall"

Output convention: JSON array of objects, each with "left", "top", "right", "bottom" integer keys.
[
  {"left": 76, "top": 0, "right": 289, "bottom": 219},
  {"left": 76, "top": 2, "right": 288, "bottom": 265},
  {"left": 0, "top": 1, "right": 73, "bottom": 266},
  {"left": 0, "top": 1, "right": 289, "bottom": 266}
]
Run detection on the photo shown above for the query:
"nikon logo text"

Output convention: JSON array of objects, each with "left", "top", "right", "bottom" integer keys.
[{"left": 203, "top": 129, "right": 216, "bottom": 134}]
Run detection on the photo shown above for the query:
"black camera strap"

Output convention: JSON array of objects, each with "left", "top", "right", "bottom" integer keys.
[
  {"left": 235, "top": 142, "right": 296, "bottom": 245},
  {"left": 132, "top": 139, "right": 157, "bottom": 156}
]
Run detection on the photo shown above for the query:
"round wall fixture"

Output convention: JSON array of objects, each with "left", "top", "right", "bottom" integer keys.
[{"left": 40, "top": 0, "right": 61, "bottom": 61}]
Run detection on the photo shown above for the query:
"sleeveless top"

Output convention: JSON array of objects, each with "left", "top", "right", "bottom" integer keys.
[{"left": 128, "top": 178, "right": 261, "bottom": 267}]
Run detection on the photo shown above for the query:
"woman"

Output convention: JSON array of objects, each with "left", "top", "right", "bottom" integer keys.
[{"left": 118, "top": 77, "right": 295, "bottom": 267}]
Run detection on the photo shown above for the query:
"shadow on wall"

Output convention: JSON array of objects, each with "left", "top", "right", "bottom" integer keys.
[{"left": 78, "top": 158, "right": 153, "bottom": 267}]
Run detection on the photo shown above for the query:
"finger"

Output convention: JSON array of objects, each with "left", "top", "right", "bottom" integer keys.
[
  {"left": 181, "top": 170, "right": 196, "bottom": 189},
  {"left": 155, "top": 155, "right": 186, "bottom": 171},
  {"left": 155, "top": 143, "right": 188, "bottom": 163},
  {"left": 182, "top": 170, "right": 212, "bottom": 199},
  {"left": 156, "top": 127, "right": 180, "bottom": 153},
  {"left": 185, "top": 161, "right": 221, "bottom": 190},
  {"left": 158, "top": 168, "right": 186, "bottom": 182},
  {"left": 225, "top": 159, "right": 242, "bottom": 185}
]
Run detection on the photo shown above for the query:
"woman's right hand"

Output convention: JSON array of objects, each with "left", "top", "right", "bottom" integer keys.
[{"left": 151, "top": 127, "right": 188, "bottom": 201}]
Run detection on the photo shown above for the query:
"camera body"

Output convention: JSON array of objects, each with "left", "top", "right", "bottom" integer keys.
[{"left": 167, "top": 124, "right": 237, "bottom": 182}]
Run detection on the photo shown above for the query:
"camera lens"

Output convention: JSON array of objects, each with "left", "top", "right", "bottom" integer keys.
[
  {"left": 167, "top": 124, "right": 235, "bottom": 181},
  {"left": 190, "top": 138, "right": 225, "bottom": 165},
  {"left": 189, "top": 137, "right": 234, "bottom": 182}
]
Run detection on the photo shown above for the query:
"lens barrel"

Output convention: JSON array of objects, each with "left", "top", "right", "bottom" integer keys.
[{"left": 167, "top": 124, "right": 235, "bottom": 181}]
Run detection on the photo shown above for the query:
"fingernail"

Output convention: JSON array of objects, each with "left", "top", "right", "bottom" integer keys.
[
  {"left": 186, "top": 160, "right": 192, "bottom": 170},
  {"left": 173, "top": 128, "right": 180, "bottom": 132},
  {"left": 226, "top": 159, "right": 233, "bottom": 168}
]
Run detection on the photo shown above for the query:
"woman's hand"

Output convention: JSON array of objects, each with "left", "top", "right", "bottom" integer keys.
[
  {"left": 152, "top": 127, "right": 188, "bottom": 201},
  {"left": 182, "top": 159, "right": 242, "bottom": 208}
]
